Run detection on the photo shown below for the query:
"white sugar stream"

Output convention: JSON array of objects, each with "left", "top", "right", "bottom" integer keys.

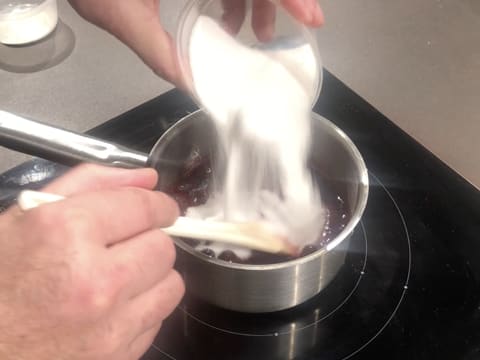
[{"left": 187, "top": 16, "right": 324, "bottom": 259}]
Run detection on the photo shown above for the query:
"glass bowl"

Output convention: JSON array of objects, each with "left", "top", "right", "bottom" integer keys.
[{"left": 175, "top": 0, "right": 322, "bottom": 107}]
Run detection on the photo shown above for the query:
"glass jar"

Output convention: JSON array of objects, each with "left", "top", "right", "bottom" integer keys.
[{"left": 0, "top": 0, "right": 58, "bottom": 45}]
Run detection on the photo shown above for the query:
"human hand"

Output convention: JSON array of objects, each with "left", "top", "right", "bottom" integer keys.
[
  {"left": 68, "top": 0, "right": 323, "bottom": 85},
  {"left": 222, "top": 0, "right": 324, "bottom": 41},
  {"left": 0, "top": 164, "right": 184, "bottom": 360}
]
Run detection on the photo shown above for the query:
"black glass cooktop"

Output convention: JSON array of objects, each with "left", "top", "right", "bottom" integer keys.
[{"left": 1, "top": 71, "right": 479, "bottom": 359}]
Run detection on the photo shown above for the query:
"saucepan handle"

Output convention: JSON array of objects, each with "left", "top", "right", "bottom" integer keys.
[{"left": 0, "top": 110, "right": 149, "bottom": 168}]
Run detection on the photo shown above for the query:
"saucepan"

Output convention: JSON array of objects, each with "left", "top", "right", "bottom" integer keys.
[{"left": 0, "top": 109, "right": 368, "bottom": 313}]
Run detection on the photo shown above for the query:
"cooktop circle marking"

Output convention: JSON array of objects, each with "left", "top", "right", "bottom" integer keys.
[
  {"left": 178, "top": 221, "right": 368, "bottom": 337},
  {"left": 339, "top": 172, "right": 412, "bottom": 360},
  {"left": 150, "top": 172, "right": 412, "bottom": 360}
]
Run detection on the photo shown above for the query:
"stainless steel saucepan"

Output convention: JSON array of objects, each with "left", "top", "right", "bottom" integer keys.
[{"left": 0, "top": 109, "right": 369, "bottom": 313}]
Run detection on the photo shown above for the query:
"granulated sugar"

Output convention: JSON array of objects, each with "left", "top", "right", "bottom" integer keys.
[{"left": 187, "top": 16, "right": 324, "bottom": 259}]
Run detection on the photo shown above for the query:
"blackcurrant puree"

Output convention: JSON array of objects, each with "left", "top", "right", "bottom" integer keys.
[{"left": 166, "top": 153, "right": 350, "bottom": 264}]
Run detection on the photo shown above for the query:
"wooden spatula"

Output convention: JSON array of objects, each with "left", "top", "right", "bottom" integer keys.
[{"left": 17, "top": 190, "right": 298, "bottom": 256}]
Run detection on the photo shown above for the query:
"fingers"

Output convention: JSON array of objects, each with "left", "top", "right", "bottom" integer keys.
[
  {"left": 24, "top": 187, "right": 179, "bottom": 247},
  {"left": 223, "top": 0, "right": 322, "bottom": 43},
  {"left": 70, "top": 188, "right": 179, "bottom": 245},
  {"left": 69, "top": 0, "right": 322, "bottom": 88},
  {"left": 280, "top": 0, "right": 324, "bottom": 27},
  {"left": 252, "top": 0, "right": 276, "bottom": 42},
  {"left": 108, "top": 229, "right": 176, "bottom": 300},
  {"left": 70, "top": 0, "right": 183, "bottom": 85},
  {"left": 221, "top": 0, "right": 247, "bottom": 35},
  {"left": 311, "top": 1, "right": 324, "bottom": 26},
  {"left": 4, "top": 164, "right": 158, "bottom": 219},
  {"left": 43, "top": 164, "right": 158, "bottom": 196}
]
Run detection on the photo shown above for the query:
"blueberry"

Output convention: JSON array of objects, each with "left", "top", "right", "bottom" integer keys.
[
  {"left": 180, "top": 237, "right": 200, "bottom": 247},
  {"left": 201, "top": 248, "right": 216, "bottom": 258},
  {"left": 218, "top": 250, "right": 242, "bottom": 263}
]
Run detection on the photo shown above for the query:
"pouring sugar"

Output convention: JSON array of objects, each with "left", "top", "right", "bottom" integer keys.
[{"left": 187, "top": 16, "right": 324, "bottom": 259}]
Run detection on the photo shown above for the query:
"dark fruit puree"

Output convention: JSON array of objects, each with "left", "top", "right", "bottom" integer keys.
[{"left": 166, "top": 148, "right": 350, "bottom": 264}]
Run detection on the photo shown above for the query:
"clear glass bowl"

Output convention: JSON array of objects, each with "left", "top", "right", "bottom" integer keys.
[{"left": 175, "top": 0, "right": 322, "bottom": 107}]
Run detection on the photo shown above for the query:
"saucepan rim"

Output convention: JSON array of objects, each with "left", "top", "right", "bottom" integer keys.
[{"left": 152, "top": 109, "right": 369, "bottom": 271}]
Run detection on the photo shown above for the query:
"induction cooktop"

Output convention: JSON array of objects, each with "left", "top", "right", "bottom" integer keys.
[{"left": 1, "top": 71, "right": 479, "bottom": 360}]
